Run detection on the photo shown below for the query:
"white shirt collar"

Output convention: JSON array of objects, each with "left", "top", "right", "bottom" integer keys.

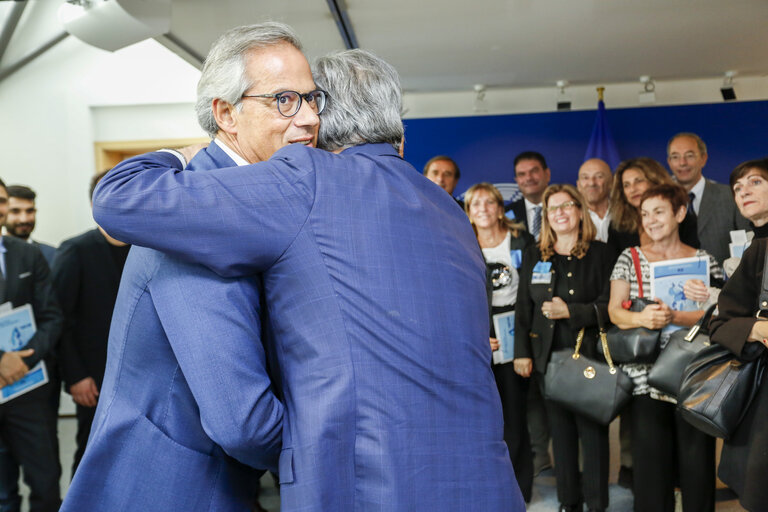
[
  {"left": 523, "top": 197, "right": 542, "bottom": 213},
  {"left": 689, "top": 176, "right": 706, "bottom": 213},
  {"left": 213, "top": 138, "right": 249, "bottom": 166}
]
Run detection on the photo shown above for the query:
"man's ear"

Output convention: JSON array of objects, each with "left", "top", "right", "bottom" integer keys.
[{"left": 212, "top": 98, "right": 238, "bottom": 135}]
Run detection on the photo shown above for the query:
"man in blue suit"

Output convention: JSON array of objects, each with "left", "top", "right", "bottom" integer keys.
[
  {"left": 59, "top": 22, "right": 326, "bottom": 511},
  {"left": 92, "top": 50, "right": 525, "bottom": 510}
]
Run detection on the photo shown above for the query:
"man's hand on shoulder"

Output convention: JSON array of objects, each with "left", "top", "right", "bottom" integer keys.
[
  {"left": 0, "top": 349, "right": 34, "bottom": 386},
  {"left": 177, "top": 143, "right": 209, "bottom": 165},
  {"left": 70, "top": 377, "right": 99, "bottom": 407}
]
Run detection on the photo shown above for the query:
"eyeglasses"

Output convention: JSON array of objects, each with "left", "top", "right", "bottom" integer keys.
[
  {"left": 241, "top": 89, "right": 328, "bottom": 117},
  {"left": 545, "top": 200, "right": 578, "bottom": 214},
  {"left": 668, "top": 152, "right": 700, "bottom": 163}
]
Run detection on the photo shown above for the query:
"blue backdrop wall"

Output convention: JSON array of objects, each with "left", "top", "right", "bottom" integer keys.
[{"left": 402, "top": 99, "right": 768, "bottom": 196}]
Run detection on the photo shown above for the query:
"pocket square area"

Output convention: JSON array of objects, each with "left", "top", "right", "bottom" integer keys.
[{"left": 18, "top": 272, "right": 31, "bottom": 279}]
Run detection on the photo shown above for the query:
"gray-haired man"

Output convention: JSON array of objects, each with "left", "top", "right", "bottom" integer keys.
[{"left": 91, "top": 49, "right": 525, "bottom": 511}]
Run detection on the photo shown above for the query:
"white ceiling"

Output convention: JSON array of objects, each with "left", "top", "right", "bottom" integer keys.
[{"left": 159, "top": 0, "right": 768, "bottom": 93}]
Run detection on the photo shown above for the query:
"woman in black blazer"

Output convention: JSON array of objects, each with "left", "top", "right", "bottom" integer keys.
[
  {"left": 709, "top": 158, "right": 768, "bottom": 512},
  {"left": 514, "top": 184, "right": 614, "bottom": 512}
]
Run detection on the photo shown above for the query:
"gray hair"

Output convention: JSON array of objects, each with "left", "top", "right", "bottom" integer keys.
[
  {"left": 195, "top": 22, "right": 303, "bottom": 137},
  {"left": 313, "top": 49, "right": 404, "bottom": 152}
]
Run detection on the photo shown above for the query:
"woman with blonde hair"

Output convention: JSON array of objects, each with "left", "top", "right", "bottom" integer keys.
[
  {"left": 514, "top": 184, "right": 614, "bottom": 512},
  {"left": 465, "top": 182, "right": 534, "bottom": 501}
]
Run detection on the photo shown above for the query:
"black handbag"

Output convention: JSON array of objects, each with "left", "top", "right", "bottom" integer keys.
[
  {"left": 677, "top": 242, "right": 768, "bottom": 439},
  {"left": 544, "top": 305, "right": 634, "bottom": 425},
  {"left": 647, "top": 304, "right": 717, "bottom": 398},
  {"left": 600, "top": 248, "right": 660, "bottom": 363}
]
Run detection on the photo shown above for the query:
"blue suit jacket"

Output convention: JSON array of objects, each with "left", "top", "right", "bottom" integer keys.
[
  {"left": 62, "top": 144, "right": 283, "bottom": 512},
  {"left": 93, "top": 143, "right": 525, "bottom": 511}
]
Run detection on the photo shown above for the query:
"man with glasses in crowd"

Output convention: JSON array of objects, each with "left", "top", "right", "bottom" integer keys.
[
  {"left": 89, "top": 45, "right": 524, "bottom": 510},
  {"left": 60, "top": 23, "right": 325, "bottom": 511},
  {"left": 667, "top": 132, "right": 748, "bottom": 264}
]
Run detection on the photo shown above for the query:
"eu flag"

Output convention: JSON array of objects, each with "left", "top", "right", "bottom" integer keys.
[{"left": 584, "top": 98, "right": 621, "bottom": 170}]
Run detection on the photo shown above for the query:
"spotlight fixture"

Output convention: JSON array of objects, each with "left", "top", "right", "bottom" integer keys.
[
  {"left": 473, "top": 84, "right": 487, "bottom": 113},
  {"left": 638, "top": 75, "right": 656, "bottom": 104},
  {"left": 556, "top": 80, "right": 571, "bottom": 111},
  {"left": 721, "top": 71, "right": 737, "bottom": 101}
]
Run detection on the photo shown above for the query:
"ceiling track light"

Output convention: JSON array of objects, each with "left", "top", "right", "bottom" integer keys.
[
  {"left": 556, "top": 80, "right": 571, "bottom": 111},
  {"left": 473, "top": 84, "right": 487, "bottom": 113},
  {"left": 638, "top": 75, "right": 656, "bottom": 104},
  {"left": 721, "top": 71, "right": 737, "bottom": 101}
]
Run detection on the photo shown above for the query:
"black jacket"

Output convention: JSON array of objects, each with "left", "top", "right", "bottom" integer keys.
[
  {"left": 0, "top": 236, "right": 62, "bottom": 369},
  {"left": 52, "top": 229, "right": 126, "bottom": 389},
  {"left": 514, "top": 241, "right": 614, "bottom": 374},
  {"left": 709, "top": 237, "right": 768, "bottom": 511}
]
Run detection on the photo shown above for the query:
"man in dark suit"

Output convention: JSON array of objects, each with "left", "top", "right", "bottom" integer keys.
[
  {"left": 503, "top": 150, "right": 552, "bottom": 475},
  {"left": 423, "top": 155, "right": 464, "bottom": 208},
  {"left": 504, "top": 151, "right": 551, "bottom": 241},
  {"left": 51, "top": 171, "right": 130, "bottom": 475},
  {"left": 667, "top": 132, "right": 749, "bottom": 264},
  {"left": 0, "top": 178, "right": 63, "bottom": 512},
  {"left": 4, "top": 186, "right": 56, "bottom": 267}
]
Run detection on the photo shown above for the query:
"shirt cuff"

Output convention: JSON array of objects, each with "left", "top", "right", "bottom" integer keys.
[{"left": 158, "top": 149, "right": 187, "bottom": 168}]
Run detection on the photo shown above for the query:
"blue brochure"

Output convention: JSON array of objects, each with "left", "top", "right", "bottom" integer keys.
[
  {"left": 649, "top": 256, "right": 709, "bottom": 312},
  {"left": 492, "top": 311, "right": 515, "bottom": 365},
  {"left": 0, "top": 304, "right": 47, "bottom": 403}
]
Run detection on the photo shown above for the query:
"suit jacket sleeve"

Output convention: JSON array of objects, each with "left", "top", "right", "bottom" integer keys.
[
  {"left": 710, "top": 239, "right": 764, "bottom": 357},
  {"left": 22, "top": 247, "right": 64, "bottom": 367},
  {"left": 51, "top": 239, "right": 87, "bottom": 387},
  {"left": 91, "top": 149, "right": 314, "bottom": 278},
  {"left": 149, "top": 258, "right": 283, "bottom": 471}
]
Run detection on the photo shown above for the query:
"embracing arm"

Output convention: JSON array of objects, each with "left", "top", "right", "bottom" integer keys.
[
  {"left": 151, "top": 261, "right": 283, "bottom": 471},
  {"left": 92, "top": 149, "right": 313, "bottom": 277}
]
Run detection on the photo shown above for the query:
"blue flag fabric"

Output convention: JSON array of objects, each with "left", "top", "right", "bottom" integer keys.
[{"left": 584, "top": 100, "right": 621, "bottom": 170}]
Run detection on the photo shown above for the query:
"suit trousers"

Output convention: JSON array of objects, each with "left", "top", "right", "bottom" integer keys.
[
  {"left": 0, "top": 384, "right": 61, "bottom": 512},
  {"left": 73, "top": 404, "right": 97, "bottom": 476},
  {"left": 0, "top": 441, "right": 20, "bottom": 512},
  {"left": 544, "top": 398, "right": 609, "bottom": 510},
  {"left": 630, "top": 395, "right": 715, "bottom": 512},
  {"left": 492, "top": 363, "right": 533, "bottom": 502}
]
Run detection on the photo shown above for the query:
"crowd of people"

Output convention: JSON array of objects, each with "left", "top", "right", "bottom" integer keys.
[
  {"left": 425, "top": 139, "right": 767, "bottom": 512},
  {"left": 0, "top": 19, "right": 765, "bottom": 512}
]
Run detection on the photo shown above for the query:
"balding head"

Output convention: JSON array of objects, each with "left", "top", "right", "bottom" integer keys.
[{"left": 577, "top": 158, "right": 613, "bottom": 211}]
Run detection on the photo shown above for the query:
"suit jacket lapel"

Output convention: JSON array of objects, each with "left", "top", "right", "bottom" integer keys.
[
  {"left": 2, "top": 242, "right": 20, "bottom": 305},
  {"left": 697, "top": 180, "right": 714, "bottom": 232}
]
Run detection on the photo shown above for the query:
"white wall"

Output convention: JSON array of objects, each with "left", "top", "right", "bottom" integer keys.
[{"left": 0, "top": 2, "right": 202, "bottom": 245}]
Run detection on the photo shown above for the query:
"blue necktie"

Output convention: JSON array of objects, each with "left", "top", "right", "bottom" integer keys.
[
  {"left": 688, "top": 192, "right": 696, "bottom": 217},
  {"left": 532, "top": 205, "right": 542, "bottom": 240}
]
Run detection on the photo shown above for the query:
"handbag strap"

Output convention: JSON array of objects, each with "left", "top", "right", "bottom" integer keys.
[
  {"left": 630, "top": 247, "right": 643, "bottom": 298},
  {"left": 572, "top": 304, "right": 618, "bottom": 374},
  {"left": 684, "top": 303, "right": 717, "bottom": 342}
]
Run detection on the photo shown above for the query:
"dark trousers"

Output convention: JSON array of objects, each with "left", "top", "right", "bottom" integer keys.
[
  {"left": 631, "top": 395, "right": 715, "bottom": 512},
  {"left": 544, "top": 398, "right": 609, "bottom": 510},
  {"left": 527, "top": 375, "right": 551, "bottom": 469},
  {"left": 0, "top": 385, "right": 61, "bottom": 512},
  {"left": 492, "top": 363, "right": 533, "bottom": 502},
  {"left": 0, "top": 442, "right": 19, "bottom": 512},
  {"left": 73, "top": 404, "right": 97, "bottom": 476}
]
